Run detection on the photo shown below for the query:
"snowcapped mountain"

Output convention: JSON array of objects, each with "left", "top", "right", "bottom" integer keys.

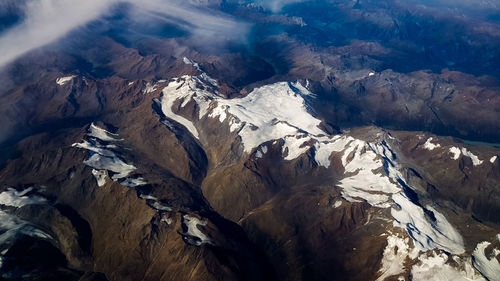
[{"left": 0, "top": 1, "right": 499, "bottom": 281}]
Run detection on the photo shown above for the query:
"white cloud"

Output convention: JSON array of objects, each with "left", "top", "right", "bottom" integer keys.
[
  {"left": 0, "top": 0, "right": 117, "bottom": 68},
  {"left": 0, "top": 0, "right": 249, "bottom": 68},
  {"left": 127, "top": 0, "right": 249, "bottom": 42}
]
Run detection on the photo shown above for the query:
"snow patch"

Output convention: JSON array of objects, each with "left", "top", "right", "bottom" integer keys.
[
  {"left": 255, "top": 150, "right": 263, "bottom": 158},
  {"left": 183, "top": 57, "right": 217, "bottom": 86},
  {"left": 88, "top": 123, "right": 120, "bottom": 142},
  {"left": 181, "top": 215, "right": 212, "bottom": 246},
  {"left": 183, "top": 57, "right": 201, "bottom": 71},
  {"left": 411, "top": 251, "right": 485, "bottom": 281},
  {"left": 143, "top": 82, "right": 157, "bottom": 94},
  {"left": 139, "top": 194, "right": 172, "bottom": 211},
  {"left": 335, "top": 140, "right": 400, "bottom": 208},
  {"left": 255, "top": 145, "right": 268, "bottom": 159},
  {"left": 449, "top": 147, "right": 483, "bottom": 165},
  {"left": 91, "top": 169, "right": 107, "bottom": 187},
  {"left": 449, "top": 147, "right": 461, "bottom": 160},
  {"left": 261, "top": 146, "right": 268, "bottom": 154},
  {"left": 391, "top": 194, "right": 464, "bottom": 254},
  {"left": 423, "top": 137, "right": 441, "bottom": 150},
  {"left": 490, "top": 156, "right": 497, "bottom": 164},
  {"left": 376, "top": 235, "right": 414, "bottom": 281},
  {"left": 472, "top": 241, "right": 500, "bottom": 281},
  {"left": 461, "top": 148, "right": 483, "bottom": 166},
  {"left": 72, "top": 123, "right": 146, "bottom": 187},
  {"left": 139, "top": 194, "right": 157, "bottom": 201},
  {"left": 119, "top": 177, "right": 147, "bottom": 187},
  {"left": 143, "top": 80, "right": 168, "bottom": 94},
  {"left": 149, "top": 201, "right": 172, "bottom": 211},
  {"left": 377, "top": 234, "right": 483, "bottom": 281},
  {"left": 84, "top": 154, "right": 136, "bottom": 180},
  {"left": 282, "top": 135, "right": 311, "bottom": 160},
  {"left": 333, "top": 200, "right": 342, "bottom": 208},
  {"left": 56, "top": 75, "right": 76, "bottom": 85},
  {"left": 73, "top": 140, "right": 116, "bottom": 157},
  {"left": 0, "top": 187, "right": 46, "bottom": 208},
  {"left": 313, "top": 135, "right": 347, "bottom": 168},
  {"left": 161, "top": 215, "right": 172, "bottom": 225}
]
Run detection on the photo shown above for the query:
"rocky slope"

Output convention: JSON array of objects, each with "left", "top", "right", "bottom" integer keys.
[
  {"left": 1, "top": 53, "right": 498, "bottom": 280},
  {"left": 153, "top": 61, "right": 500, "bottom": 280}
]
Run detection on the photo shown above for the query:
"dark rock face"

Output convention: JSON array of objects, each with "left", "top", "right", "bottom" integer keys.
[{"left": 0, "top": 119, "right": 276, "bottom": 281}]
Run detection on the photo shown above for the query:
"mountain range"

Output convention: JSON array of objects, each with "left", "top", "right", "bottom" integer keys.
[{"left": 0, "top": 1, "right": 499, "bottom": 280}]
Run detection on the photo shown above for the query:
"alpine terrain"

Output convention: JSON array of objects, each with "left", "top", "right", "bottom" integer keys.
[{"left": 0, "top": 0, "right": 499, "bottom": 281}]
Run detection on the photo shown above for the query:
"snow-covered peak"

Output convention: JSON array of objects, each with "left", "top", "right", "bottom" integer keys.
[
  {"left": 159, "top": 74, "right": 321, "bottom": 150},
  {"left": 210, "top": 81, "right": 322, "bottom": 153}
]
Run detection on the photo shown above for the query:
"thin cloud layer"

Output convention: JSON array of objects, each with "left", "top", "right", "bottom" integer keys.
[
  {"left": 253, "top": 0, "right": 305, "bottom": 12},
  {"left": 128, "top": 0, "right": 249, "bottom": 42},
  {"left": 0, "top": 0, "right": 249, "bottom": 68},
  {"left": 0, "top": 0, "right": 117, "bottom": 67}
]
